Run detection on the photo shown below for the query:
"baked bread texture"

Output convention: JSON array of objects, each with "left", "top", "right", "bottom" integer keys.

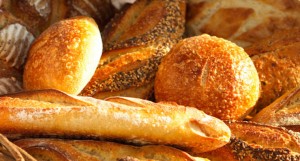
[
  {"left": 80, "top": 0, "right": 186, "bottom": 99},
  {"left": 186, "top": 0, "right": 300, "bottom": 47},
  {"left": 14, "top": 138, "right": 209, "bottom": 161},
  {"left": 198, "top": 121, "right": 300, "bottom": 161},
  {"left": 252, "top": 86, "right": 300, "bottom": 132},
  {"left": 154, "top": 34, "right": 260, "bottom": 120},
  {"left": 23, "top": 16, "right": 102, "bottom": 95},
  {"left": 0, "top": 89, "right": 230, "bottom": 154},
  {"left": 246, "top": 28, "right": 300, "bottom": 114}
]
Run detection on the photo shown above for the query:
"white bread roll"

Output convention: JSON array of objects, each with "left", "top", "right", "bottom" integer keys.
[{"left": 23, "top": 16, "right": 102, "bottom": 95}]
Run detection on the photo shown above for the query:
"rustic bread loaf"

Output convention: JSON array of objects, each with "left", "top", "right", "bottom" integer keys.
[
  {"left": 14, "top": 138, "right": 209, "bottom": 161},
  {"left": 186, "top": 0, "right": 300, "bottom": 47},
  {"left": 154, "top": 34, "right": 260, "bottom": 120},
  {"left": 80, "top": 0, "right": 186, "bottom": 99},
  {"left": 0, "top": 89, "right": 230, "bottom": 154},
  {"left": 246, "top": 28, "right": 300, "bottom": 114},
  {"left": 23, "top": 16, "right": 102, "bottom": 95}
]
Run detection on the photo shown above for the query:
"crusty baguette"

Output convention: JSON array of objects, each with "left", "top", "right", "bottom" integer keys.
[
  {"left": 80, "top": 0, "right": 186, "bottom": 99},
  {"left": 0, "top": 89, "right": 230, "bottom": 153},
  {"left": 252, "top": 86, "right": 300, "bottom": 132},
  {"left": 198, "top": 121, "right": 300, "bottom": 161},
  {"left": 14, "top": 138, "right": 209, "bottom": 161}
]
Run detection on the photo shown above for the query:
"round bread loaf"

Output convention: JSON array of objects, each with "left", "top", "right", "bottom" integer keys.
[
  {"left": 154, "top": 34, "right": 260, "bottom": 120},
  {"left": 23, "top": 16, "right": 102, "bottom": 95}
]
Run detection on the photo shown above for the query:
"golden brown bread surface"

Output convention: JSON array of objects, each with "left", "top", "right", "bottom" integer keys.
[
  {"left": 186, "top": 0, "right": 300, "bottom": 47},
  {"left": 252, "top": 86, "right": 300, "bottom": 131},
  {"left": 80, "top": 0, "right": 186, "bottom": 99},
  {"left": 14, "top": 138, "right": 209, "bottom": 161},
  {"left": 246, "top": 28, "right": 300, "bottom": 114},
  {"left": 198, "top": 121, "right": 300, "bottom": 161},
  {"left": 23, "top": 16, "right": 102, "bottom": 95},
  {"left": 154, "top": 34, "right": 260, "bottom": 120},
  {"left": 0, "top": 89, "right": 231, "bottom": 154}
]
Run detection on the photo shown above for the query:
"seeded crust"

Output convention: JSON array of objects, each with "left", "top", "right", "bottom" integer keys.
[
  {"left": 80, "top": 0, "right": 186, "bottom": 99},
  {"left": 198, "top": 121, "right": 300, "bottom": 161}
]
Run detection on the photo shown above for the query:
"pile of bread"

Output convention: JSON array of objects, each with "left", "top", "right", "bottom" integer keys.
[{"left": 0, "top": 0, "right": 300, "bottom": 160}]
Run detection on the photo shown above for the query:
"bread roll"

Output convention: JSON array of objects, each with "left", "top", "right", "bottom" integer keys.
[
  {"left": 80, "top": 0, "right": 186, "bottom": 99},
  {"left": 155, "top": 34, "right": 260, "bottom": 120},
  {"left": 245, "top": 28, "right": 300, "bottom": 113},
  {"left": 14, "top": 138, "right": 209, "bottom": 161},
  {"left": 252, "top": 86, "right": 300, "bottom": 132},
  {"left": 198, "top": 121, "right": 300, "bottom": 160},
  {"left": 186, "top": 0, "right": 300, "bottom": 47},
  {"left": 0, "top": 89, "right": 230, "bottom": 153},
  {"left": 23, "top": 16, "right": 102, "bottom": 95}
]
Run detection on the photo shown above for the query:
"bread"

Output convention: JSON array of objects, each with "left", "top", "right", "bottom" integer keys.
[
  {"left": 23, "top": 16, "right": 102, "bottom": 95},
  {"left": 79, "top": 0, "right": 186, "bottom": 99},
  {"left": 252, "top": 86, "right": 300, "bottom": 132},
  {"left": 198, "top": 121, "right": 300, "bottom": 161},
  {"left": 0, "top": 10, "right": 35, "bottom": 69},
  {"left": 154, "top": 34, "right": 260, "bottom": 120},
  {"left": 0, "top": 63, "right": 23, "bottom": 95},
  {"left": 246, "top": 28, "right": 300, "bottom": 114},
  {"left": 0, "top": 89, "right": 231, "bottom": 153},
  {"left": 186, "top": 0, "right": 300, "bottom": 47},
  {"left": 14, "top": 138, "right": 209, "bottom": 161}
]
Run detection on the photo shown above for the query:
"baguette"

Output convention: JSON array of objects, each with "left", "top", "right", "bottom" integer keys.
[
  {"left": 198, "top": 121, "right": 300, "bottom": 161},
  {"left": 0, "top": 89, "right": 231, "bottom": 153},
  {"left": 14, "top": 138, "right": 209, "bottom": 161},
  {"left": 252, "top": 86, "right": 300, "bottom": 132}
]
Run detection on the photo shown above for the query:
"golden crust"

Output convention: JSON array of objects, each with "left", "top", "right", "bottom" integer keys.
[
  {"left": 246, "top": 28, "right": 300, "bottom": 114},
  {"left": 252, "top": 86, "right": 300, "bottom": 130},
  {"left": 23, "top": 16, "right": 102, "bottom": 95},
  {"left": 14, "top": 138, "right": 208, "bottom": 161},
  {"left": 154, "top": 34, "right": 260, "bottom": 120},
  {"left": 0, "top": 89, "right": 230, "bottom": 154}
]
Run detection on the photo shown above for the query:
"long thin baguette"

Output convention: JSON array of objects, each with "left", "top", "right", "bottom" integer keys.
[
  {"left": 14, "top": 138, "right": 209, "bottom": 161},
  {"left": 0, "top": 89, "right": 230, "bottom": 153}
]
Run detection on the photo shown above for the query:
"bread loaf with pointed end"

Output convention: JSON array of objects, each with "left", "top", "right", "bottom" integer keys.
[
  {"left": 0, "top": 89, "right": 230, "bottom": 154},
  {"left": 23, "top": 16, "right": 102, "bottom": 95}
]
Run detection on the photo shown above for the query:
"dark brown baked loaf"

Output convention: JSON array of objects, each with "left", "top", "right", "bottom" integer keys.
[
  {"left": 14, "top": 138, "right": 209, "bottom": 161},
  {"left": 80, "top": 0, "right": 186, "bottom": 99},
  {"left": 198, "top": 121, "right": 300, "bottom": 161},
  {"left": 154, "top": 34, "right": 260, "bottom": 120},
  {"left": 246, "top": 28, "right": 300, "bottom": 114}
]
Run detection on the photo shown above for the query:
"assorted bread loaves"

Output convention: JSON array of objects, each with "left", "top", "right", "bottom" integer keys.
[{"left": 0, "top": 0, "right": 300, "bottom": 160}]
